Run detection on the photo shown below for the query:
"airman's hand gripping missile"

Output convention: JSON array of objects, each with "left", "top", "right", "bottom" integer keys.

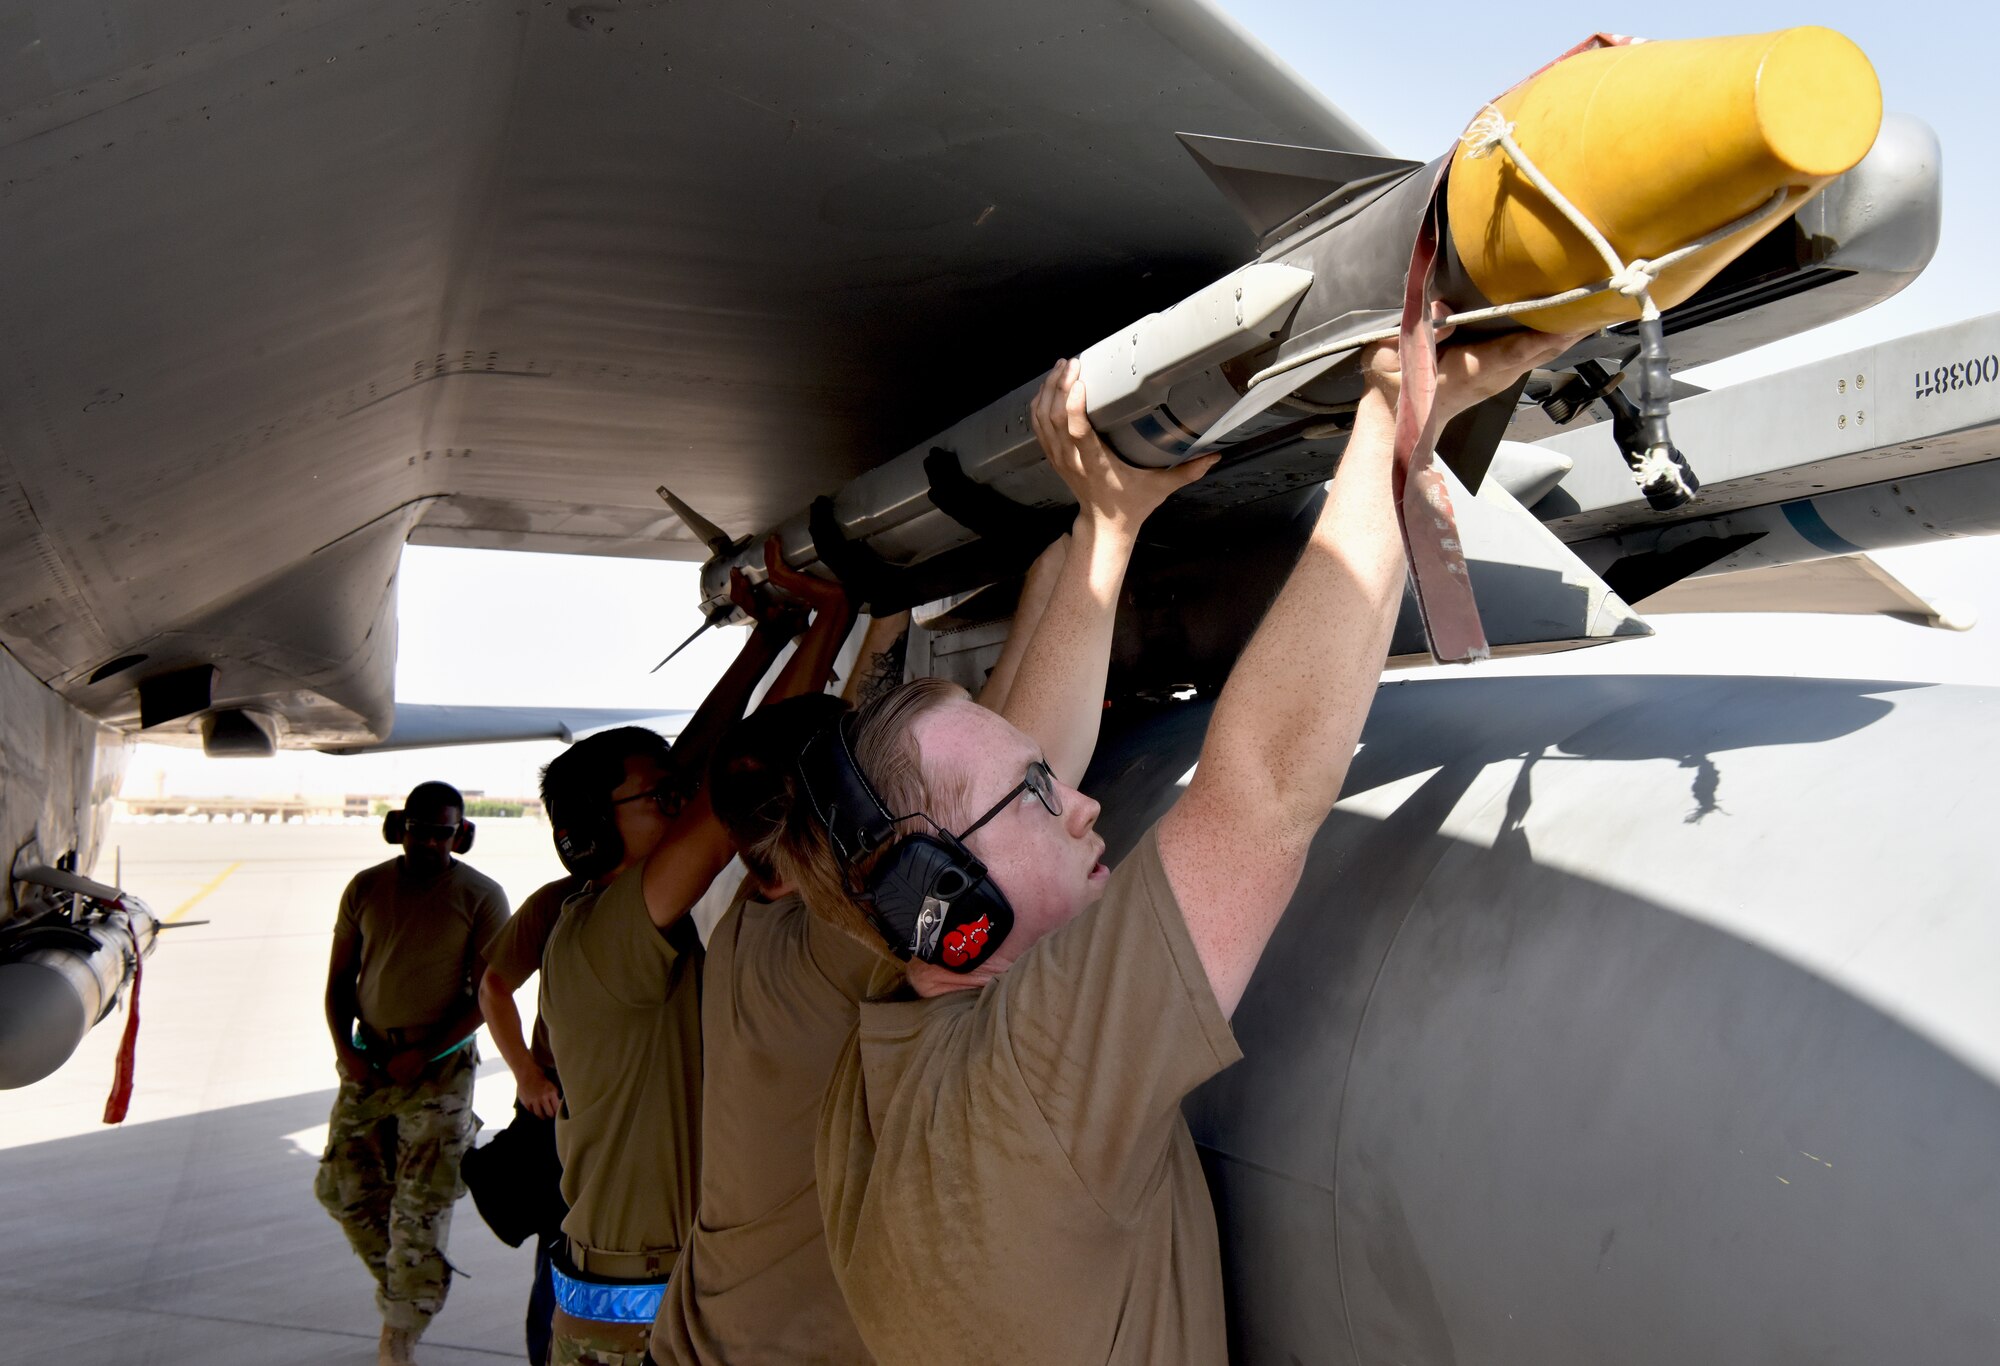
[{"left": 681, "top": 28, "right": 1883, "bottom": 662}]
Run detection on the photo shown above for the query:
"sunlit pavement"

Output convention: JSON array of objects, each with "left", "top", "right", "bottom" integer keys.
[{"left": 1, "top": 819, "right": 570, "bottom": 1365}]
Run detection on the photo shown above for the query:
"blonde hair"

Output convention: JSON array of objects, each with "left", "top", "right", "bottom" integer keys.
[
  {"left": 709, "top": 694, "right": 850, "bottom": 886},
  {"left": 775, "top": 675, "right": 971, "bottom": 949}
]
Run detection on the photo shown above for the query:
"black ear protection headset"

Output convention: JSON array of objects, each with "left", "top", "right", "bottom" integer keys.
[
  {"left": 548, "top": 737, "right": 693, "bottom": 882},
  {"left": 796, "top": 714, "right": 1013, "bottom": 973},
  {"left": 382, "top": 809, "right": 476, "bottom": 854},
  {"left": 552, "top": 798, "right": 621, "bottom": 881}
]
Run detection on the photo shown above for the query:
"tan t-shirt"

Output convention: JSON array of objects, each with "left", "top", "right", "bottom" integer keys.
[
  {"left": 817, "top": 825, "right": 1242, "bottom": 1365},
  {"left": 540, "top": 864, "right": 704, "bottom": 1258},
  {"left": 336, "top": 857, "right": 509, "bottom": 1034},
  {"left": 653, "top": 884, "right": 901, "bottom": 1366},
  {"left": 482, "top": 875, "right": 581, "bottom": 1074}
]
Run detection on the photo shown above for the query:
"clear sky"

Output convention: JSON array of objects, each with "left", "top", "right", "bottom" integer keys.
[
  {"left": 123, "top": 0, "right": 2000, "bottom": 803},
  {"left": 1221, "top": 0, "right": 2000, "bottom": 386}
]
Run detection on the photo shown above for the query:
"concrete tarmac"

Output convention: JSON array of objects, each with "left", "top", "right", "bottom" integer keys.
[{"left": 1, "top": 817, "right": 576, "bottom": 1365}]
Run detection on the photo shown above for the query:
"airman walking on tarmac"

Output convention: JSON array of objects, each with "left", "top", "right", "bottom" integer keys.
[{"left": 317, "top": 780, "right": 509, "bottom": 1366}]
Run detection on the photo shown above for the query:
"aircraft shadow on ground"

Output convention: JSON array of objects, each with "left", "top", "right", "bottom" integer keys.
[{"left": 0, "top": 1084, "right": 528, "bottom": 1363}]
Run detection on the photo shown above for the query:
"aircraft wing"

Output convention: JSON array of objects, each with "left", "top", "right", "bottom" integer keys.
[
  {"left": 314, "top": 704, "right": 693, "bottom": 756},
  {"left": 0, "top": 0, "right": 1376, "bottom": 752}
]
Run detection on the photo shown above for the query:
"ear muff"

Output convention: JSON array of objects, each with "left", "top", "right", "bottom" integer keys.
[
  {"left": 387, "top": 809, "right": 476, "bottom": 854},
  {"left": 797, "top": 717, "right": 1013, "bottom": 974},
  {"left": 867, "top": 832, "right": 1013, "bottom": 971},
  {"left": 552, "top": 801, "right": 622, "bottom": 881}
]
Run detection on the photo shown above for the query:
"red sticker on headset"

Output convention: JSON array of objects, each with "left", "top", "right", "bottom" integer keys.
[{"left": 940, "top": 914, "right": 992, "bottom": 967}]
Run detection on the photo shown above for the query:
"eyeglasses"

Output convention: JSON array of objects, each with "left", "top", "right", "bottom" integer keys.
[
  {"left": 955, "top": 760, "right": 1063, "bottom": 842},
  {"left": 611, "top": 782, "right": 686, "bottom": 819},
  {"left": 406, "top": 821, "right": 461, "bottom": 842}
]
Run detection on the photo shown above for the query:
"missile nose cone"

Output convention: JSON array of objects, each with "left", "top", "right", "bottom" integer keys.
[
  {"left": 0, "top": 960, "right": 91, "bottom": 1090},
  {"left": 1488, "top": 441, "right": 1574, "bottom": 509},
  {"left": 1446, "top": 28, "right": 1883, "bottom": 333}
]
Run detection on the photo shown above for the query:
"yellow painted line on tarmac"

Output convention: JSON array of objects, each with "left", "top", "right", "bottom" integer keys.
[{"left": 166, "top": 861, "right": 242, "bottom": 923}]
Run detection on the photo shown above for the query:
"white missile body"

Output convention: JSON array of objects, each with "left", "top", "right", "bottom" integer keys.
[{"left": 698, "top": 262, "right": 1313, "bottom": 606}]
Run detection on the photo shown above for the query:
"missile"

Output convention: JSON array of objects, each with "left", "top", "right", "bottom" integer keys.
[
  {"left": 694, "top": 29, "right": 1885, "bottom": 642},
  {"left": 0, "top": 867, "right": 159, "bottom": 1090}
]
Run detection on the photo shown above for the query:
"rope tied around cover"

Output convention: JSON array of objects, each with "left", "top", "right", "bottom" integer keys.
[
  {"left": 1460, "top": 103, "right": 1673, "bottom": 321},
  {"left": 1458, "top": 101, "right": 1792, "bottom": 323},
  {"left": 1458, "top": 107, "right": 1514, "bottom": 159},
  {"left": 1247, "top": 121, "right": 1789, "bottom": 392}
]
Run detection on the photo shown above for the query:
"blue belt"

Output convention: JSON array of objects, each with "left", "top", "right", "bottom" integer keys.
[{"left": 551, "top": 1262, "right": 668, "bottom": 1325}]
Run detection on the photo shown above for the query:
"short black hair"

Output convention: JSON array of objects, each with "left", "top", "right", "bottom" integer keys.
[
  {"left": 539, "top": 726, "right": 673, "bottom": 831},
  {"left": 405, "top": 781, "right": 464, "bottom": 819},
  {"left": 711, "top": 695, "right": 850, "bottom": 884}
]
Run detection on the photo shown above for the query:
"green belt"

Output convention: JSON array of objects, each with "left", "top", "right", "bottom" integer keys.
[{"left": 352, "top": 1023, "right": 473, "bottom": 1064}]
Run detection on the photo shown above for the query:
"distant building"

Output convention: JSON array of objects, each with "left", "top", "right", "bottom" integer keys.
[{"left": 342, "top": 792, "right": 544, "bottom": 820}]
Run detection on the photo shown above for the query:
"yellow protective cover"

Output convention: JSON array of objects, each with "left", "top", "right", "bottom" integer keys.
[{"left": 1445, "top": 28, "right": 1882, "bottom": 331}]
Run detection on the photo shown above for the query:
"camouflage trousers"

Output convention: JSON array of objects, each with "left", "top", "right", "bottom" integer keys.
[
  {"left": 314, "top": 1046, "right": 478, "bottom": 1331},
  {"left": 549, "top": 1308, "right": 652, "bottom": 1366}
]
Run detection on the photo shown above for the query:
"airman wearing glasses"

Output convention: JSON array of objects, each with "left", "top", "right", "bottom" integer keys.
[
  {"left": 318, "top": 779, "right": 510, "bottom": 1366},
  {"left": 534, "top": 540, "right": 857, "bottom": 1366},
  {"left": 776, "top": 330, "right": 1577, "bottom": 1364}
]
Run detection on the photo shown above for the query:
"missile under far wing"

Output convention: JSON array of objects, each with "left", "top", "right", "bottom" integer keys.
[
  {"left": 694, "top": 28, "right": 1899, "bottom": 647},
  {"left": 0, "top": 869, "right": 158, "bottom": 1090}
]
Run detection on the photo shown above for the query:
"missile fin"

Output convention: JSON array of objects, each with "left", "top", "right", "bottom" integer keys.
[
  {"left": 15, "top": 866, "right": 125, "bottom": 904},
  {"left": 1434, "top": 375, "right": 1531, "bottom": 495},
  {"left": 1602, "top": 532, "right": 1768, "bottom": 606},
  {"left": 655, "top": 485, "right": 738, "bottom": 558},
  {"left": 1190, "top": 345, "right": 1352, "bottom": 454},
  {"left": 1177, "top": 133, "right": 1420, "bottom": 241},
  {"left": 649, "top": 607, "right": 729, "bottom": 674}
]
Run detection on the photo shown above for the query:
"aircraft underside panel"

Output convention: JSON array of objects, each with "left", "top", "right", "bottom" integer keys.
[
  {"left": 0, "top": 0, "right": 1369, "bottom": 744},
  {"left": 0, "top": 644, "right": 123, "bottom": 920},
  {"left": 1083, "top": 675, "right": 2000, "bottom": 1366}
]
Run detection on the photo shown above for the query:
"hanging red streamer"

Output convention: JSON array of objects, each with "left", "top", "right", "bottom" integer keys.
[
  {"left": 1392, "top": 162, "right": 1489, "bottom": 664},
  {"left": 102, "top": 947, "right": 141, "bottom": 1124}
]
